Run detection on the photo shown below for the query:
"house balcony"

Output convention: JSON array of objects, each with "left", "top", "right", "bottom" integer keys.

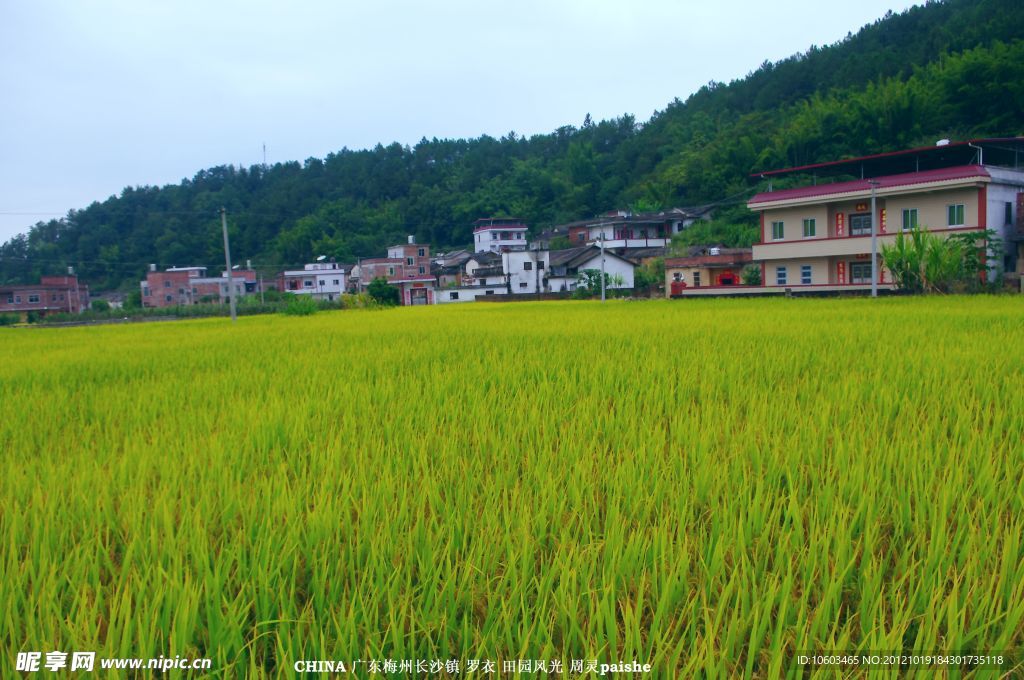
[
  {"left": 753, "top": 226, "right": 983, "bottom": 260},
  {"left": 588, "top": 237, "right": 668, "bottom": 249}
]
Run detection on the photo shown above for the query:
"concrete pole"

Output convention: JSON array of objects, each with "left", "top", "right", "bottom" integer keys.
[
  {"left": 869, "top": 181, "right": 879, "bottom": 298},
  {"left": 221, "top": 207, "right": 237, "bottom": 321},
  {"left": 600, "top": 233, "right": 606, "bottom": 302}
]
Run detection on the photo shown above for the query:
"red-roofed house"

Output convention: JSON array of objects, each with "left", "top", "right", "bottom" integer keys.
[{"left": 749, "top": 138, "right": 1024, "bottom": 292}]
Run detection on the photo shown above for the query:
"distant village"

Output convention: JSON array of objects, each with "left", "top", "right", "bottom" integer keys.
[{"left": 3, "top": 138, "right": 1024, "bottom": 318}]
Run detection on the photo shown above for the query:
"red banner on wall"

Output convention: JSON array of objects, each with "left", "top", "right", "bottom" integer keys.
[
  {"left": 836, "top": 212, "right": 845, "bottom": 236},
  {"left": 879, "top": 208, "right": 887, "bottom": 233},
  {"left": 837, "top": 261, "right": 846, "bottom": 284}
]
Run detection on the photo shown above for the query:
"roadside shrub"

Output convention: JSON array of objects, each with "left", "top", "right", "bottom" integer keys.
[{"left": 282, "top": 295, "right": 320, "bottom": 316}]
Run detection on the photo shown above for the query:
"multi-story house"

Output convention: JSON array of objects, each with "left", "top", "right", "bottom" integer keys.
[
  {"left": 141, "top": 266, "right": 256, "bottom": 308},
  {"left": 279, "top": 261, "right": 347, "bottom": 301},
  {"left": 1, "top": 274, "right": 89, "bottom": 318},
  {"left": 472, "top": 217, "right": 529, "bottom": 253},
  {"left": 348, "top": 237, "right": 436, "bottom": 305},
  {"left": 750, "top": 138, "right": 1024, "bottom": 291},
  {"left": 560, "top": 207, "right": 711, "bottom": 250}
]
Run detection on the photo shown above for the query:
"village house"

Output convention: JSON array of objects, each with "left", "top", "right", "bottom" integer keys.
[
  {"left": 1, "top": 274, "right": 89, "bottom": 318},
  {"left": 472, "top": 217, "right": 529, "bottom": 253},
  {"left": 559, "top": 207, "right": 711, "bottom": 250},
  {"left": 279, "top": 260, "right": 347, "bottom": 301},
  {"left": 545, "top": 246, "right": 636, "bottom": 293},
  {"left": 666, "top": 247, "right": 754, "bottom": 296},
  {"left": 432, "top": 249, "right": 473, "bottom": 288},
  {"left": 140, "top": 266, "right": 257, "bottom": 308},
  {"left": 749, "top": 138, "right": 1024, "bottom": 293}
]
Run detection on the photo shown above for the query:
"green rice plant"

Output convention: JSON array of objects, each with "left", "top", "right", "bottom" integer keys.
[{"left": 0, "top": 297, "right": 1022, "bottom": 678}]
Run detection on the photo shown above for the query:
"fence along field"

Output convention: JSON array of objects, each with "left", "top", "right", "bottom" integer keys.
[{"left": 1, "top": 297, "right": 1022, "bottom": 677}]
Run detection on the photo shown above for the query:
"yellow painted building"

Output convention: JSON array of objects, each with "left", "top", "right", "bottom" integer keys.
[{"left": 749, "top": 139, "right": 1024, "bottom": 292}]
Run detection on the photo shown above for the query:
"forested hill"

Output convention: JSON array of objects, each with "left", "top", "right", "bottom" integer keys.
[{"left": 3, "top": 0, "right": 1023, "bottom": 291}]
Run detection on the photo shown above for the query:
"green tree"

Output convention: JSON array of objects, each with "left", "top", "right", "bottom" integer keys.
[
  {"left": 633, "top": 258, "right": 665, "bottom": 295},
  {"left": 367, "top": 277, "right": 400, "bottom": 306}
]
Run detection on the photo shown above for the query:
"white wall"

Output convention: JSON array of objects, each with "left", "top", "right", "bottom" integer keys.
[
  {"left": 546, "top": 254, "right": 635, "bottom": 291},
  {"left": 503, "top": 251, "right": 549, "bottom": 294},
  {"left": 574, "top": 253, "right": 635, "bottom": 288},
  {"left": 434, "top": 286, "right": 507, "bottom": 304},
  {"left": 986, "top": 168, "right": 1024, "bottom": 276}
]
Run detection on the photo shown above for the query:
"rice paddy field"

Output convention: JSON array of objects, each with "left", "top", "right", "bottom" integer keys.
[{"left": 2, "top": 296, "right": 1023, "bottom": 678}]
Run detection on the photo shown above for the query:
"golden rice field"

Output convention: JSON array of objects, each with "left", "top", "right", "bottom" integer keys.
[{"left": 1, "top": 297, "right": 1023, "bottom": 678}]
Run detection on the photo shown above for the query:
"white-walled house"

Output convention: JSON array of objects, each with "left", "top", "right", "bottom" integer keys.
[
  {"left": 472, "top": 217, "right": 529, "bottom": 253},
  {"left": 545, "top": 246, "right": 636, "bottom": 292},
  {"left": 502, "top": 249, "right": 549, "bottom": 294},
  {"left": 279, "top": 262, "right": 347, "bottom": 301}
]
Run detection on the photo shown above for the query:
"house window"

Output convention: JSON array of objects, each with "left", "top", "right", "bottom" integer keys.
[
  {"left": 449, "top": 291, "right": 459, "bottom": 300},
  {"left": 776, "top": 266, "right": 787, "bottom": 285},
  {"left": 28, "top": 294, "right": 40, "bottom": 303},
  {"left": 524, "top": 261, "right": 532, "bottom": 271},
  {"left": 164, "top": 280, "right": 171, "bottom": 288},
  {"left": 165, "top": 295, "right": 173, "bottom": 302},
  {"left": 143, "top": 288, "right": 150, "bottom": 297},
  {"left": 801, "top": 265, "right": 812, "bottom": 284},
  {"left": 849, "top": 213, "right": 872, "bottom": 236},
  {"left": 538, "top": 261, "right": 544, "bottom": 270},
  {"left": 15, "top": 295, "right": 21, "bottom": 303},
  {"left": 418, "top": 248, "right": 425, "bottom": 257},
  {"left": 303, "top": 279, "right": 313, "bottom": 288},
  {"left": 6, "top": 295, "right": 13, "bottom": 303},
  {"left": 387, "top": 267, "right": 395, "bottom": 276},
  {"left": 802, "top": 218, "right": 816, "bottom": 238},
  {"left": 771, "top": 221, "right": 784, "bottom": 240},
  {"left": 178, "top": 288, "right": 185, "bottom": 294},
  {"left": 418, "top": 266, "right": 425, "bottom": 274},
  {"left": 51, "top": 294, "right": 57, "bottom": 302},
  {"left": 577, "top": 233, "right": 586, "bottom": 242},
  {"left": 693, "top": 271, "right": 701, "bottom": 287},
  {"left": 947, "top": 203, "right": 965, "bottom": 226},
  {"left": 485, "top": 290, "right": 494, "bottom": 295},
  {"left": 406, "top": 257, "right": 414, "bottom": 266},
  {"left": 519, "top": 282, "right": 528, "bottom": 288},
  {"left": 850, "top": 262, "right": 872, "bottom": 284},
  {"left": 333, "top": 279, "right": 339, "bottom": 285},
  {"left": 901, "top": 208, "right": 918, "bottom": 231}
]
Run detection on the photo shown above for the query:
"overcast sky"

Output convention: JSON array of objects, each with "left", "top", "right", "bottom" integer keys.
[{"left": 0, "top": 0, "right": 916, "bottom": 243}]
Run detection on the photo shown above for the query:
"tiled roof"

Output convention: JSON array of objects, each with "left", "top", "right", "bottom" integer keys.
[{"left": 749, "top": 165, "right": 990, "bottom": 205}]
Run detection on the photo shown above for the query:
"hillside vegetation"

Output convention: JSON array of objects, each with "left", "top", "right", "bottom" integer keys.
[{"left": 2, "top": 0, "right": 1022, "bottom": 290}]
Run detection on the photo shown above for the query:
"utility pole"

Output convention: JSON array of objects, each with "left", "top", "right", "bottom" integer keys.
[
  {"left": 600, "top": 233, "right": 606, "bottom": 303},
  {"left": 534, "top": 244, "right": 540, "bottom": 300},
  {"left": 221, "top": 207, "right": 237, "bottom": 321},
  {"left": 869, "top": 180, "right": 880, "bottom": 298}
]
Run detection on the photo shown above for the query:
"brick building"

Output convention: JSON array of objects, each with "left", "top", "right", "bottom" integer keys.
[
  {"left": 0, "top": 275, "right": 89, "bottom": 318},
  {"left": 141, "top": 266, "right": 257, "bottom": 308}
]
